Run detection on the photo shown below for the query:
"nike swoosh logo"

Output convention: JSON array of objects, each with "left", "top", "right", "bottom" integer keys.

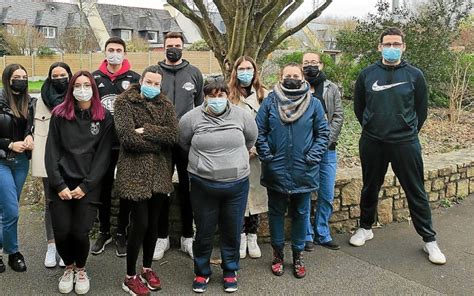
[{"left": 372, "top": 81, "right": 408, "bottom": 91}]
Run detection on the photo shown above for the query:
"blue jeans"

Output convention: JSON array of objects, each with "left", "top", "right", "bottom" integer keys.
[
  {"left": 267, "top": 189, "right": 311, "bottom": 252},
  {"left": 306, "top": 150, "right": 337, "bottom": 243},
  {"left": 190, "top": 174, "right": 249, "bottom": 277},
  {"left": 0, "top": 154, "right": 30, "bottom": 254}
]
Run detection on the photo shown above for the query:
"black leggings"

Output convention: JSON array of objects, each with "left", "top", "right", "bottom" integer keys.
[
  {"left": 127, "top": 194, "right": 165, "bottom": 276},
  {"left": 49, "top": 188, "right": 99, "bottom": 268},
  {"left": 242, "top": 214, "right": 259, "bottom": 234}
]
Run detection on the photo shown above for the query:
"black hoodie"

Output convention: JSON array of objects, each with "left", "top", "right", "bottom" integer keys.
[
  {"left": 354, "top": 59, "right": 428, "bottom": 143},
  {"left": 158, "top": 59, "right": 204, "bottom": 119}
]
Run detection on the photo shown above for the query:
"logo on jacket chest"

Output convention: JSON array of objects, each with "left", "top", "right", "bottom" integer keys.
[
  {"left": 90, "top": 122, "right": 100, "bottom": 135},
  {"left": 101, "top": 94, "right": 117, "bottom": 114},
  {"left": 372, "top": 80, "right": 408, "bottom": 92},
  {"left": 182, "top": 82, "right": 195, "bottom": 91}
]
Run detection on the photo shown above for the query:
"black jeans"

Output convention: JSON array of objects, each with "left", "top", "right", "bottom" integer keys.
[
  {"left": 157, "top": 146, "right": 193, "bottom": 238},
  {"left": 190, "top": 174, "right": 249, "bottom": 277},
  {"left": 49, "top": 183, "right": 99, "bottom": 268},
  {"left": 242, "top": 214, "right": 259, "bottom": 234},
  {"left": 359, "top": 136, "right": 436, "bottom": 242},
  {"left": 98, "top": 149, "right": 130, "bottom": 235},
  {"left": 126, "top": 194, "right": 164, "bottom": 276}
]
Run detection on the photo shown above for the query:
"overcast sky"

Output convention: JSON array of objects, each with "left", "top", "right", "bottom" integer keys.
[{"left": 90, "top": 0, "right": 379, "bottom": 19}]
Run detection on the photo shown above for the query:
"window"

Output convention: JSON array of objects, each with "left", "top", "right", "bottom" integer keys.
[
  {"left": 41, "top": 26, "right": 56, "bottom": 39},
  {"left": 6, "top": 24, "right": 15, "bottom": 35},
  {"left": 147, "top": 31, "right": 158, "bottom": 43},
  {"left": 120, "top": 30, "right": 132, "bottom": 41}
]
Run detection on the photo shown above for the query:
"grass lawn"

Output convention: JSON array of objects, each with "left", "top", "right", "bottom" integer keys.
[{"left": 0, "top": 81, "right": 44, "bottom": 93}]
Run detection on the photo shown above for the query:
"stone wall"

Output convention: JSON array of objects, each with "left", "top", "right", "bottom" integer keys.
[{"left": 101, "top": 148, "right": 474, "bottom": 244}]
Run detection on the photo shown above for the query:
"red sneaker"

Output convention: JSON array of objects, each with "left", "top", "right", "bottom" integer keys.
[
  {"left": 140, "top": 269, "right": 162, "bottom": 291},
  {"left": 122, "top": 275, "right": 150, "bottom": 296}
]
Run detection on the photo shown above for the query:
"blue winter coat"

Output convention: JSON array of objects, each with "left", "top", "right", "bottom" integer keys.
[{"left": 255, "top": 91, "right": 329, "bottom": 194}]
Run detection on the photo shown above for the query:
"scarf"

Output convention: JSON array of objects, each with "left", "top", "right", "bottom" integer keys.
[
  {"left": 40, "top": 79, "right": 66, "bottom": 110},
  {"left": 273, "top": 81, "right": 311, "bottom": 123}
]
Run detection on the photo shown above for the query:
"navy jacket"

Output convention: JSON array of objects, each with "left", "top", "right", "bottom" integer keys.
[
  {"left": 255, "top": 91, "right": 329, "bottom": 194},
  {"left": 354, "top": 60, "right": 428, "bottom": 143}
]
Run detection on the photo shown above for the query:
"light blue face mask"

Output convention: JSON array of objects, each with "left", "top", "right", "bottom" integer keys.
[
  {"left": 141, "top": 84, "right": 161, "bottom": 100},
  {"left": 237, "top": 70, "right": 254, "bottom": 86},
  {"left": 207, "top": 97, "right": 228, "bottom": 114},
  {"left": 382, "top": 47, "right": 402, "bottom": 63}
]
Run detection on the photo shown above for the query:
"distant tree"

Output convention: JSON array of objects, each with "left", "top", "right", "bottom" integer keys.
[
  {"left": 167, "top": 0, "right": 333, "bottom": 78},
  {"left": 57, "top": 27, "right": 99, "bottom": 53},
  {"left": 126, "top": 33, "right": 150, "bottom": 52},
  {"left": 0, "top": 31, "right": 12, "bottom": 56},
  {"left": 2, "top": 21, "right": 47, "bottom": 55}
]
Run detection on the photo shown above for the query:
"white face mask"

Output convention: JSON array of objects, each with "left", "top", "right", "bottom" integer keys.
[
  {"left": 106, "top": 52, "right": 124, "bottom": 65},
  {"left": 73, "top": 86, "right": 93, "bottom": 102}
]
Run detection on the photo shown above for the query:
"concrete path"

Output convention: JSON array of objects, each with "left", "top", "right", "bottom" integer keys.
[{"left": 1, "top": 195, "right": 472, "bottom": 295}]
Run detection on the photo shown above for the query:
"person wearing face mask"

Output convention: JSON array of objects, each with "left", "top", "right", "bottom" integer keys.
[
  {"left": 113, "top": 65, "right": 178, "bottom": 295},
  {"left": 256, "top": 63, "right": 329, "bottom": 279},
  {"left": 33, "top": 62, "right": 73, "bottom": 269},
  {"left": 228, "top": 56, "right": 268, "bottom": 260},
  {"left": 91, "top": 37, "right": 140, "bottom": 258},
  {"left": 179, "top": 81, "right": 257, "bottom": 293},
  {"left": 154, "top": 32, "right": 204, "bottom": 261},
  {"left": 0, "top": 64, "right": 35, "bottom": 273},
  {"left": 45, "top": 71, "right": 113, "bottom": 294},
  {"left": 301, "top": 53, "right": 344, "bottom": 252},
  {"left": 351, "top": 27, "right": 446, "bottom": 265}
]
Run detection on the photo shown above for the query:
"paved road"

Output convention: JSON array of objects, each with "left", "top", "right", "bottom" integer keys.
[{"left": 1, "top": 194, "right": 473, "bottom": 295}]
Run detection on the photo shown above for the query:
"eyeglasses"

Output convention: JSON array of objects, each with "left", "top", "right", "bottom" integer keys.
[
  {"left": 381, "top": 42, "right": 404, "bottom": 48},
  {"left": 303, "top": 61, "right": 321, "bottom": 66}
]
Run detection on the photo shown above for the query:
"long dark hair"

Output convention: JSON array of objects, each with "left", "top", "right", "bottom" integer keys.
[
  {"left": 52, "top": 71, "right": 105, "bottom": 121},
  {"left": 2, "top": 64, "right": 29, "bottom": 118},
  {"left": 47, "top": 62, "right": 73, "bottom": 80},
  {"left": 228, "top": 56, "right": 266, "bottom": 104}
]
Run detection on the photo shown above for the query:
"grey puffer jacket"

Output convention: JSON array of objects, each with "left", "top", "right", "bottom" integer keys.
[{"left": 322, "top": 80, "right": 344, "bottom": 145}]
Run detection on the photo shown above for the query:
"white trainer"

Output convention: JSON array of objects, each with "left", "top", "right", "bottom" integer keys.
[
  {"left": 181, "top": 236, "right": 194, "bottom": 259},
  {"left": 247, "top": 233, "right": 261, "bottom": 258},
  {"left": 45, "top": 243, "right": 57, "bottom": 268},
  {"left": 74, "top": 269, "right": 90, "bottom": 295},
  {"left": 58, "top": 268, "right": 74, "bottom": 294},
  {"left": 58, "top": 257, "right": 65, "bottom": 267},
  {"left": 153, "top": 236, "right": 170, "bottom": 261},
  {"left": 349, "top": 228, "right": 374, "bottom": 247},
  {"left": 423, "top": 241, "right": 446, "bottom": 265},
  {"left": 239, "top": 233, "right": 247, "bottom": 259}
]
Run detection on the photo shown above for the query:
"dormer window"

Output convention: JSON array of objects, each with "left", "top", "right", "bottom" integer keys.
[
  {"left": 147, "top": 31, "right": 158, "bottom": 43},
  {"left": 41, "top": 26, "right": 56, "bottom": 39},
  {"left": 120, "top": 29, "right": 132, "bottom": 41}
]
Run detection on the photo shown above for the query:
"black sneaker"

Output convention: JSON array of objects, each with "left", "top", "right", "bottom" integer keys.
[
  {"left": 304, "top": 241, "right": 315, "bottom": 252},
  {"left": 91, "top": 232, "right": 112, "bottom": 255},
  {"left": 115, "top": 234, "right": 127, "bottom": 257},
  {"left": 0, "top": 256, "right": 5, "bottom": 273},
  {"left": 319, "top": 240, "right": 340, "bottom": 250},
  {"left": 8, "top": 252, "right": 27, "bottom": 272}
]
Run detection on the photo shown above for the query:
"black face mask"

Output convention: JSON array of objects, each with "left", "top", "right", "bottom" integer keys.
[
  {"left": 166, "top": 47, "right": 183, "bottom": 63},
  {"left": 11, "top": 79, "right": 28, "bottom": 93},
  {"left": 303, "top": 65, "right": 319, "bottom": 78},
  {"left": 51, "top": 77, "right": 69, "bottom": 93},
  {"left": 282, "top": 78, "right": 303, "bottom": 90}
]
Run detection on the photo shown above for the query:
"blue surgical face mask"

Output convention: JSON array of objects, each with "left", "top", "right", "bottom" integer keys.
[
  {"left": 382, "top": 47, "right": 402, "bottom": 63},
  {"left": 207, "top": 97, "right": 228, "bottom": 114},
  {"left": 237, "top": 70, "right": 254, "bottom": 86},
  {"left": 141, "top": 84, "right": 161, "bottom": 100}
]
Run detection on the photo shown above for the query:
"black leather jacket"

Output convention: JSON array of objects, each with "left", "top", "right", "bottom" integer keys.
[{"left": 0, "top": 90, "right": 36, "bottom": 160}]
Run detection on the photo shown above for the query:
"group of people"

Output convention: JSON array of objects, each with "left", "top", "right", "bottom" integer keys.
[{"left": 0, "top": 27, "right": 446, "bottom": 295}]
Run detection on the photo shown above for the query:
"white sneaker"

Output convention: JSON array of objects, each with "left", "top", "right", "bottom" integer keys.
[
  {"left": 58, "top": 268, "right": 74, "bottom": 294},
  {"left": 153, "top": 237, "right": 170, "bottom": 260},
  {"left": 58, "top": 257, "right": 65, "bottom": 267},
  {"left": 349, "top": 228, "right": 374, "bottom": 247},
  {"left": 74, "top": 269, "right": 90, "bottom": 295},
  {"left": 181, "top": 236, "right": 194, "bottom": 259},
  {"left": 247, "top": 233, "right": 261, "bottom": 258},
  {"left": 239, "top": 233, "right": 247, "bottom": 259},
  {"left": 423, "top": 241, "right": 446, "bottom": 265},
  {"left": 45, "top": 243, "right": 57, "bottom": 268}
]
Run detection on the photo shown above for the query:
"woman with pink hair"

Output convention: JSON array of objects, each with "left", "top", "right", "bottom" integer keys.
[{"left": 45, "top": 71, "right": 113, "bottom": 295}]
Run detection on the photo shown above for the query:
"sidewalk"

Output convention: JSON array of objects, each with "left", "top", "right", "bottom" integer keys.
[{"left": 1, "top": 194, "right": 473, "bottom": 295}]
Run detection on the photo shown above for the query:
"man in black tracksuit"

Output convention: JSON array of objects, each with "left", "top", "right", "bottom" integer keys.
[
  {"left": 350, "top": 27, "right": 446, "bottom": 265},
  {"left": 152, "top": 32, "right": 204, "bottom": 260},
  {"left": 90, "top": 37, "right": 140, "bottom": 257}
]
